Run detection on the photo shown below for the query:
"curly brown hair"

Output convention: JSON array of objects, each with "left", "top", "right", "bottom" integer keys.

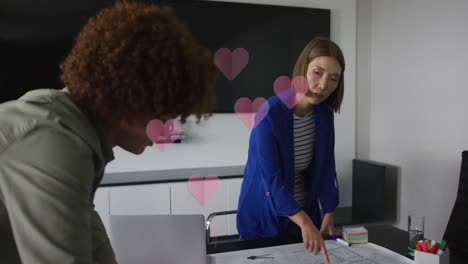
[{"left": 60, "top": 1, "right": 219, "bottom": 124}]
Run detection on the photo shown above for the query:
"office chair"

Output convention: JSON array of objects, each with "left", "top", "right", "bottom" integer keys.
[
  {"left": 206, "top": 210, "right": 237, "bottom": 245},
  {"left": 443, "top": 151, "right": 468, "bottom": 264}
]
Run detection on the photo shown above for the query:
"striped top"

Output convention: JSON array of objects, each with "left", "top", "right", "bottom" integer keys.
[{"left": 293, "top": 110, "right": 315, "bottom": 208}]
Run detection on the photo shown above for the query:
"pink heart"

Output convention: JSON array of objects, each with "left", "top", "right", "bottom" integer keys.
[
  {"left": 188, "top": 174, "right": 220, "bottom": 206},
  {"left": 145, "top": 119, "right": 182, "bottom": 152},
  {"left": 273, "top": 75, "right": 308, "bottom": 108},
  {"left": 234, "top": 97, "right": 269, "bottom": 130},
  {"left": 214, "top": 48, "right": 249, "bottom": 80}
]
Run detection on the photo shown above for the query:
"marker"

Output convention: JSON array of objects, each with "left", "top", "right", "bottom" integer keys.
[
  {"left": 415, "top": 241, "right": 422, "bottom": 251},
  {"left": 437, "top": 240, "right": 447, "bottom": 255},
  {"left": 330, "top": 236, "right": 351, "bottom": 246},
  {"left": 428, "top": 240, "right": 433, "bottom": 251},
  {"left": 431, "top": 244, "right": 439, "bottom": 254},
  {"left": 421, "top": 240, "right": 429, "bottom": 252}
]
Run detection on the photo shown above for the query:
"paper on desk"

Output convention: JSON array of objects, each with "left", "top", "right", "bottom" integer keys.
[{"left": 209, "top": 240, "right": 414, "bottom": 264}]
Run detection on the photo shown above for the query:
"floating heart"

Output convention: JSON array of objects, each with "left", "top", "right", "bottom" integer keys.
[
  {"left": 145, "top": 119, "right": 182, "bottom": 151},
  {"left": 214, "top": 48, "right": 249, "bottom": 80},
  {"left": 273, "top": 75, "right": 308, "bottom": 108},
  {"left": 188, "top": 174, "right": 220, "bottom": 206},
  {"left": 234, "top": 97, "right": 269, "bottom": 129}
]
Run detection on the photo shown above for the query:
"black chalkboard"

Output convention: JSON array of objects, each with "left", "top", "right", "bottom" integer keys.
[
  {"left": 0, "top": 0, "right": 329, "bottom": 113},
  {"left": 166, "top": 0, "right": 329, "bottom": 112}
]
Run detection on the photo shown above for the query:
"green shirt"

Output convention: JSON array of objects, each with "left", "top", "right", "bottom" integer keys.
[{"left": 0, "top": 89, "right": 115, "bottom": 263}]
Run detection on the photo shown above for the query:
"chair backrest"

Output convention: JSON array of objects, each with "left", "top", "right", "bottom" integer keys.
[
  {"left": 444, "top": 151, "right": 468, "bottom": 253},
  {"left": 352, "top": 159, "right": 397, "bottom": 222},
  {"left": 206, "top": 210, "right": 237, "bottom": 244}
]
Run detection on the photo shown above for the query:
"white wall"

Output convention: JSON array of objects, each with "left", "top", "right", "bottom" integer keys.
[
  {"left": 359, "top": 0, "right": 468, "bottom": 240},
  {"left": 356, "top": 0, "right": 371, "bottom": 160},
  {"left": 106, "top": 0, "right": 357, "bottom": 207}
]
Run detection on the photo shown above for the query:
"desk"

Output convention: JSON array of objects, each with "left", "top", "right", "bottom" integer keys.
[{"left": 208, "top": 224, "right": 412, "bottom": 260}]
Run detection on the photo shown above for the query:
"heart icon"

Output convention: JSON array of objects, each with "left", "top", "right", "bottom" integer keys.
[
  {"left": 273, "top": 75, "right": 308, "bottom": 108},
  {"left": 234, "top": 97, "right": 269, "bottom": 129},
  {"left": 214, "top": 48, "right": 249, "bottom": 80},
  {"left": 188, "top": 174, "right": 220, "bottom": 206},
  {"left": 146, "top": 119, "right": 182, "bottom": 151}
]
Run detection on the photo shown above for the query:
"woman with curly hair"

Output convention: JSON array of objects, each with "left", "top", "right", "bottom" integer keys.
[{"left": 0, "top": 2, "right": 218, "bottom": 264}]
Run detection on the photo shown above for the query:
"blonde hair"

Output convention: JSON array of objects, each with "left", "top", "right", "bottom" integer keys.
[{"left": 292, "top": 36, "right": 345, "bottom": 113}]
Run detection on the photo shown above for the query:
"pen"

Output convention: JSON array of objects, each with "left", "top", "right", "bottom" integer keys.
[
  {"left": 330, "top": 235, "right": 351, "bottom": 246},
  {"left": 247, "top": 254, "right": 274, "bottom": 260},
  {"left": 437, "top": 240, "right": 447, "bottom": 255}
]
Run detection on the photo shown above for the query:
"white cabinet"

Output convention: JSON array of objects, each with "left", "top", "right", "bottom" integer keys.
[
  {"left": 93, "top": 177, "right": 243, "bottom": 238},
  {"left": 171, "top": 180, "right": 229, "bottom": 237},
  {"left": 226, "top": 178, "right": 242, "bottom": 235}
]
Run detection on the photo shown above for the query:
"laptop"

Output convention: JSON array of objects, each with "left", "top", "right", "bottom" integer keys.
[{"left": 109, "top": 214, "right": 208, "bottom": 264}]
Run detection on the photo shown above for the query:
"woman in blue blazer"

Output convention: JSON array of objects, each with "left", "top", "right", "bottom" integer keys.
[{"left": 237, "top": 37, "right": 345, "bottom": 262}]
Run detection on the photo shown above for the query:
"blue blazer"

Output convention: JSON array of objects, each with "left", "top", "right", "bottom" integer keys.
[{"left": 236, "top": 94, "right": 339, "bottom": 240}]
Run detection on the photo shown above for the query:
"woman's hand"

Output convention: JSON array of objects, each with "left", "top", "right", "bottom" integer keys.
[
  {"left": 289, "top": 211, "right": 330, "bottom": 264},
  {"left": 320, "top": 212, "right": 342, "bottom": 237}
]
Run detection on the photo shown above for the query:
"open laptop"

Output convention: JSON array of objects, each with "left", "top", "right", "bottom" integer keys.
[{"left": 109, "top": 214, "right": 208, "bottom": 264}]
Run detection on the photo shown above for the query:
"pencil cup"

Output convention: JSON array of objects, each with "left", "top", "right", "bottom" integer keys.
[{"left": 414, "top": 249, "right": 449, "bottom": 264}]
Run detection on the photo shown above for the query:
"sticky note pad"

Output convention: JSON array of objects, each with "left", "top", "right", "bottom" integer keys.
[{"left": 343, "top": 226, "right": 368, "bottom": 244}]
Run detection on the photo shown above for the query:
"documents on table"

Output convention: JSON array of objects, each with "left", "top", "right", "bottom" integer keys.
[{"left": 209, "top": 240, "right": 414, "bottom": 264}]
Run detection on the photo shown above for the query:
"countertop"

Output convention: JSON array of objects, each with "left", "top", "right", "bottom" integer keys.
[{"left": 100, "top": 165, "right": 245, "bottom": 187}]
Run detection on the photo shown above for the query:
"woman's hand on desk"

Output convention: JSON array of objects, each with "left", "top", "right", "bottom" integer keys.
[
  {"left": 320, "top": 212, "right": 342, "bottom": 237},
  {"left": 289, "top": 211, "right": 331, "bottom": 264}
]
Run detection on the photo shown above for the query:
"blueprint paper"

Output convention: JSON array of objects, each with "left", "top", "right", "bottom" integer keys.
[{"left": 209, "top": 241, "right": 414, "bottom": 264}]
